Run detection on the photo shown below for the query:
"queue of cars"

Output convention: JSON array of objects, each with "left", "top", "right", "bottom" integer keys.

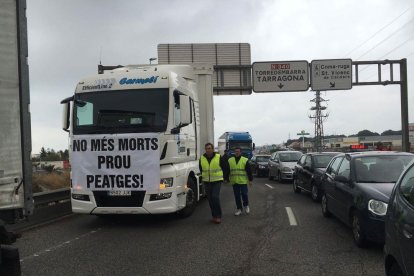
[{"left": 253, "top": 149, "right": 414, "bottom": 275}]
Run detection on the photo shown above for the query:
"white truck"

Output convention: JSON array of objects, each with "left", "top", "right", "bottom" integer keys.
[
  {"left": 61, "top": 43, "right": 251, "bottom": 217},
  {"left": 0, "top": 0, "right": 32, "bottom": 273},
  {"left": 61, "top": 64, "right": 215, "bottom": 217}
]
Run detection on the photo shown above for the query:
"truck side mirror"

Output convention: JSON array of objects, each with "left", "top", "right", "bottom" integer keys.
[
  {"left": 253, "top": 143, "right": 255, "bottom": 150},
  {"left": 60, "top": 96, "right": 73, "bottom": 132},
  {"left": 179, "top": 95, "right": 192, "bottom": 125}
]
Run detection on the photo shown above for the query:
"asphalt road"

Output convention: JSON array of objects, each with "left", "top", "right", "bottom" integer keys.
[{"left": 16, "top": 177, "right": 384, "bottom": 275}]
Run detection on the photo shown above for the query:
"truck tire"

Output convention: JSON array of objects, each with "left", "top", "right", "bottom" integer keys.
[
  {"left": 0, "top": 245, "right": 21, "bottom": 276},
  {"left": 177, "top": 177, "right": 197, "bottom": 218}
]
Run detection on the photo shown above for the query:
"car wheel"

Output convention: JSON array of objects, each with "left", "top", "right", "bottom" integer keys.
[
  {"left": 177, "top": 177, "right": 197, "bottom": 218},
  {"left": 388, "top": 261, "right": 404, "bottom": 276},
  {"left": 321, "top": 193, "right": 331, "bottom": 217},
  {"left": 293, "top": 177, "right": 301, "bottom": 193},
  {"left": 351, "top": 210, "right": 367, "bottom": 248},
  {"left": 311, "top": 184, "right": 320, "bottom": 202},
  {"left": 268, "top": 171, "right": 274, "bottom": 180}
]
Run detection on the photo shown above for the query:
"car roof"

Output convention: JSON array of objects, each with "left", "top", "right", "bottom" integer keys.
[
  {"left": 336, "top": 151, "right": 414, "bottom": 158},
  {"left": 254, "top": 154, "right": 271, "bottom": 157},
  {"left": 305, "top": 152, "right": 340, "bottom": 156}
]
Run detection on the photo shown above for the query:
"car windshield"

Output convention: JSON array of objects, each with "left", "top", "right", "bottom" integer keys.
[
  {"left": 279, "top": 152, "right": 302, "bottom": 162},
  {"left": 314, "top": 154, "right": 337, "bottom": 168},
  {"left": 73, "top": 89, "right": 169, "bottom": 134},
  {"left": 256, "top": 156, "right": 270, "bottom": 162},
  {"left": 354, "top": 155, "right": 414, "bottom": 183}
]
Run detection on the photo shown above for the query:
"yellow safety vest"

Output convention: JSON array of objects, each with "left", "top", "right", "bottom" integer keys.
[
  {"left": 201, "top": 153, "right": 224, "bottom": 182},
  {"left": 229, "top": 156, "right": 248, "bottom": 184}
]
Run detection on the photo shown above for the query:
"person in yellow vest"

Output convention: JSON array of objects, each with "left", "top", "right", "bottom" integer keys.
[
  {"left": 228, "top": 147, "right": 253, "bottom": 216},
  {"left": 199, "top": 143, "right": 229, "bottom": 224}
]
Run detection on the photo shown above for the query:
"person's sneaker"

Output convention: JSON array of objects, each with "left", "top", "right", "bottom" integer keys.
[
  {"left": 245, "top": 206, "right": 250, "bottom": 214},
  {"left": 234, "top": 209, "right": 242, "bottom": 216}
]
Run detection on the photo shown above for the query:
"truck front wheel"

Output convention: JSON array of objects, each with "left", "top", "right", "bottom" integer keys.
[{"left": 177, "top": 177, "right": 197, "bottom": 218}]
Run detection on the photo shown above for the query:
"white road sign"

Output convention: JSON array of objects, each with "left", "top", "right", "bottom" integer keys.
[
  {"left": 252, "top": 61, "right": 309, "bottom": 92},
  {"left": 311, "top": 59, "right": 352, "bottom": 90}
]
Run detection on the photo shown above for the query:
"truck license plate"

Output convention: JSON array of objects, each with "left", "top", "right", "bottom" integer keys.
[{"left": 107, "top": 190, "right": 131, "bottom": 196}]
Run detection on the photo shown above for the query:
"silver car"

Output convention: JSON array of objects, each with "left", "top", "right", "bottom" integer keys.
[{"left": 268, "top": 151, "right": 303, "bottom": 182}]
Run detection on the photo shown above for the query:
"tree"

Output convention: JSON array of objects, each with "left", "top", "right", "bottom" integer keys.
[
  {"left": 356, "top": 130, "right": 379, "bottom": 137},
  {"left": 381, "top": 129, "right": 402, "bottom": 136},
  {"left": 40, "top": 147, "right": 47, "bottom": 159}
]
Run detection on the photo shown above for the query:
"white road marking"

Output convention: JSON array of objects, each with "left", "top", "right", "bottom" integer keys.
[
  {"left": 265, "top": 184, "right": 274, "bottom": 189},
  {"left": 20, "top": 228, "right": 102, "bottom": 262},
  {"left": 285, "top": 207, "right": 298, "bottom": 226}
]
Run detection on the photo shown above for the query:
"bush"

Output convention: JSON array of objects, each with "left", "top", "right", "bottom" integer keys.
[{"left": 32, "top": 170, "right": 70, "bottom": 192}]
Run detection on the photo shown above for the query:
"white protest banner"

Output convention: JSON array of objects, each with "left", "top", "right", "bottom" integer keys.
[{"left": 70, "top": 133, "right": 160, "bottom": 191}]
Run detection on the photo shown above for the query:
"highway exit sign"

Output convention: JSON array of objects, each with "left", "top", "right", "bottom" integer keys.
[{"left": 310, "top": 59, "right": 352, "bottom": 91}]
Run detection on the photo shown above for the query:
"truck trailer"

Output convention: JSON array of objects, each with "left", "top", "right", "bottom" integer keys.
[{"left": 0, "top": 0, "right": 33, "bottom": 273}]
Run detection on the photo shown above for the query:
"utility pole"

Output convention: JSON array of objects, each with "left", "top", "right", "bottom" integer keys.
[
  {"left": 309, "top": 90, "right": 329, "bottom": 152},
  {"left": 297, "top": 130, "right": 310, "bottom": 149}
]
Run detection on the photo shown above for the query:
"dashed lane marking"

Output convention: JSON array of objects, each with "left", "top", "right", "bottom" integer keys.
[
  {"left": 20, "top": 228, "right": 102, "bottom": 262},
  {"left": 285, "top": 207, "right": 298, "bottom": 226},
  {"left": 265, "top": 184, "right": 274, "bottom": 189}
]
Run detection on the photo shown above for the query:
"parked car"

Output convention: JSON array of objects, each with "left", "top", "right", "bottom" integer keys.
[
  {"left": 268, "top": 151, "right": 302, "bottom": 182},
  {"left": 384, "top": 159, "right": 414, "bottom": 276},
  {"left": 293, "top": 152, "right": 340, "bottom": 201},
  {"left": 320, "top": 151, "right": 414, "bottom": 247},
  {"left": 249, "top": 154, "right": 271, "bottom": 177}
]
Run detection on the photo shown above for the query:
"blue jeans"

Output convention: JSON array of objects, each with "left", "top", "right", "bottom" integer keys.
[
  {"left": 204, "top": 181, "right": 222, "bottom": 218},
  {"left": 232, "top": 184, "right": 249, "bottom": 210}
]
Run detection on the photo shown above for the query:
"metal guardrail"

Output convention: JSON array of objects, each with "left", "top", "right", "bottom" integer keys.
[
  {"left": 33, "top": 187, "right": 71, "bottom": 207},
  {"left": 7, "top": 188, "right": 72, "bottom": 232}
]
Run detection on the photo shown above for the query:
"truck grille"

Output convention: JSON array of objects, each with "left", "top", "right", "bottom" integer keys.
[{"left": 93, "top": 191, "right": 146, "bottom": 207}]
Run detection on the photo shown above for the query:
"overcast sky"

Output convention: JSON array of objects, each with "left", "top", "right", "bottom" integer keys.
[{"left": 26, "top": 0, "right": 414, "bottom": 153}]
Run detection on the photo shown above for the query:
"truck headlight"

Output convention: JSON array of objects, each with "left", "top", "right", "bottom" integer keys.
[
  {"left": 368, "top": 199, "right": 388, "bottom": 216},
  {"left": 259, "top": 165, "right": 266, "bottom": 169},
  {"left": 160, "top": 177, "right": 173, "bottom": 189}
]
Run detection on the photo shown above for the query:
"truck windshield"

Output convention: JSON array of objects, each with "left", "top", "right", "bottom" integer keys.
[
  {"left": 73, "top": 89, "right": 169, "bottom": 134},
  {"left": 229, "top": 142, "right": 251, "bottom": 150}
]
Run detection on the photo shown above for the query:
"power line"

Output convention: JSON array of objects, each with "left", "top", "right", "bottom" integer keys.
[
  {"left": 379, "top": 34, "right": 414, "bottom": 59},
  {"left": 356, "top": 16, "right": 414, "bottom": 60},
  {"left": 345, "top": 3, "right": 414, "bottom": 57}
]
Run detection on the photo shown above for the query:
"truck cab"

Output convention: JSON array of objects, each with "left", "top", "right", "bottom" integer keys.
[{"left": 62, "top": 64, "right": 214, "bottom": 217}]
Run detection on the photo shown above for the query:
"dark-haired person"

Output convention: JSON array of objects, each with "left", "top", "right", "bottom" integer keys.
[
  {"left": 199, "top": 143, "right": 229, "bottom": 224},
  {"left": 228, "top": 147, "right": 253, "bottom": 216}
]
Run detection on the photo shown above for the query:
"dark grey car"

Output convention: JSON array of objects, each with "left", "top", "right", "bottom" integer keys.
[
  {"left": 293, "top": 152, "right": 340, "bottom": 201},
  {"left": 321, "top": 151, "right": 414, "bottom": 247},
  {"left": 384, "top": 159, "right": 414, "bottom": 276}
]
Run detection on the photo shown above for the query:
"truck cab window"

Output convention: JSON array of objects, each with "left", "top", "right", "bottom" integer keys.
[{"left": 76, "top": 102, "right": 93, "bottom": 126}]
